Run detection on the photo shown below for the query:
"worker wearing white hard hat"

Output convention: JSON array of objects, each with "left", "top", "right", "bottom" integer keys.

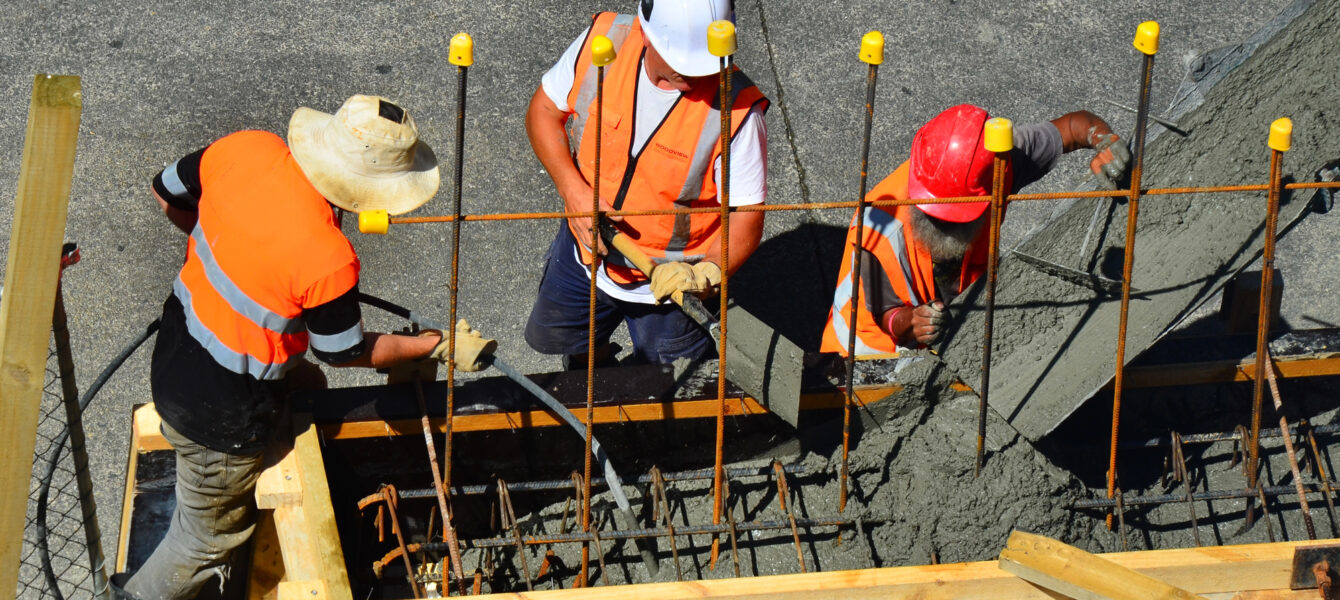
[{"left": 522, "top": 0, "right": 771, "bottom": 368}]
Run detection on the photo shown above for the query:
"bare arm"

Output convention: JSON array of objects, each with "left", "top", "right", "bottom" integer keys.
[
  {"left": 154, "top": 188, "right": 197, "bottom": 234},
  {"left": 1050, "top": 110, "right": 1116, "bottom": 152},
  {"left": 703, "top": 210, "right": 764, "bottom": 275},
  {"left": 333, "top": 332, "right": 440, "bottom": 369},
  {"left": 525, "top": 85, "right": 609, "bottom": 249}
]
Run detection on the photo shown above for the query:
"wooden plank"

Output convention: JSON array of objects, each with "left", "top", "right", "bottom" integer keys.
[
  {"left": 247, "top": 511, "right": 284, "bottom": 600},
  {"left": 467, "top": 538, "right": 1318, "bottom": 599},
  {"left": 1121, "top": 354, "right": 1340, "bottom": 389},
  {"left": 116, "top": 405, "right": 146, "bottom": 572},
  {"left": 133, "top": 402, "right": 171, "bottom": 451},
  {"left": 277, "top": 580, "right": 329, "bottom": 599},
  {"left": 998, "top": 531, "right": 1206, "bottom": 600},
  {"left": 0, "top": 73, "right": 81, "bottom": 594},
  {"left": 276, "top": 414, "right": 352, "bottom": 599},
  {"left": 255, "top": 443, "right": 302, "bottom": 509}
]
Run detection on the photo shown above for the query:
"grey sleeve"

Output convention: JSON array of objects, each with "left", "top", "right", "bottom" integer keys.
[
  {"left": 1009, "top": 121, "right": 1065, "bottom": 192},
  {"left": 859, "top": 249, "right": 906, "bottom": 317}
]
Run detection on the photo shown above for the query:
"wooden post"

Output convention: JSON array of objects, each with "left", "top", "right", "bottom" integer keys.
[{"left": 0, "top": 74, "right": 81, "bottom": 595}]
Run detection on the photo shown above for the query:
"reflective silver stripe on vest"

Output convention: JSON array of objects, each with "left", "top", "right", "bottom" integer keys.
[
  {"left": 174, "top": 277, "right": 302, "bottom": 380},
  {"left": 571, "top": 14, "right": 636, "bottom": 147},
  {"left": 161, "top": 159, "right": 191, "bottom": 199},
  {"left": 189, "top": 225, "right": 305, "bottom": 334},
  {"left": 308, "top": 322, "right": 365, "bottom": 354},
  {"left": 827, "top": 208, "right": 921, "bottom": 355}
]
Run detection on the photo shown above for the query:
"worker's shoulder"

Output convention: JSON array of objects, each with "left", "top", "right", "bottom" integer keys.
[{"left": 208, "top": 130, "right": 287, "bottom": 155}]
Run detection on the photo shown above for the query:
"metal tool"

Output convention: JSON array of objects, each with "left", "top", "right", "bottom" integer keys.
[
  {"left": 1102, "top": 98, "right": 1188, "bottom": 135},
  {"left": 1011, "top": 250, "right": 1129, "bottom": 296},
  {"left": 596, "top": 220, "right": 805, "bottom": 425}
]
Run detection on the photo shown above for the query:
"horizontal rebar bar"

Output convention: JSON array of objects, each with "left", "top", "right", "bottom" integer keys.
[
  {"left": 382, "top": 464, "right": 809, "bottom": 501},
  {"left": 411, "top": 516, "right": 881, "bottom": 551},
  {"left": 388, "top": 181, "right": 1340, "bottom": 224},
  {"left": 1120, "top": 423, "right": 1340, "bottom": 449},
  {"left": 1073, "top": 482, "right": 1335, "bottom": 509}
]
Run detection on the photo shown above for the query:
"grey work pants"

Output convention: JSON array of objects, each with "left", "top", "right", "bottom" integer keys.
[{"left": 124, "top": 421, "right": 263, "bottom": 600}]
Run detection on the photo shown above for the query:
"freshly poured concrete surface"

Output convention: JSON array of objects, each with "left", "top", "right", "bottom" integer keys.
[
  {"left": 0, "top": 0, "right": 1323, "bottom": 590},
  {"left": 938, "top": 0, "right": 1339, "bottom": 441}
]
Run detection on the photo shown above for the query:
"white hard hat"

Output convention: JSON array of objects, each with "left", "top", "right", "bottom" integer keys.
[{"left": 637, "top": 0, "right": 734, "bottom": 77}]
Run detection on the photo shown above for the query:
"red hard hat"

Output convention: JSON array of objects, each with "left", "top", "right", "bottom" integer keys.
[{"left": 906, "top": 104, "right": 1011, "bottom": 223}]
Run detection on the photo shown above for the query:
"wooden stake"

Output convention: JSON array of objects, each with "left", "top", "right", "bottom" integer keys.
[
  {"left": 999, "top": 530, "right": 1206, "bottom": 600},
  {"left": 0, "top": 74, "right": 81, "bottom": 595}
]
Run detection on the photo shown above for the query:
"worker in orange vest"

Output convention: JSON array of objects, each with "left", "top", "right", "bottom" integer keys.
[
  {"left": 116, "top": 95, "right": 495, "bottom": 600},
  {"left": 523, "top": 0, "right": 769, "bottom": 367},
  {"left": 821, "top": 104, "right": 1131, "bottom": 356}
]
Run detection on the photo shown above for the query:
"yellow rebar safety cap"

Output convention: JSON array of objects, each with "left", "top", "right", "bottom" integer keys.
[
  {"left": 358, "top": 209, "right": 390, "bottom": 235},
  {"left": 1268, "top": 117, "right": 1293, "bottom": 152},
  {"left": 1133, "top": 21, "right": 1160, "bottom": 55},
  {"left": 860, "top": 31, "right": 884, "bottom": 65},
  {"left": 707, "top": 20, "right": 736, "bottom": 57},
  {"left": 591, "top": 35, "right": 616, "bottom": 67},
  {"left": 449, "top": 33, "right": 473, "bottom": 67},
  {"left": 984, "top": 118, "right": 1014, "bottom": 153}
]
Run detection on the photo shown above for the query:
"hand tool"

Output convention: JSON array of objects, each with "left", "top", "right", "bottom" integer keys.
[
  {"left": 976, "top": 117, "right": 1014, "bottom": 478},
  {"left": 1010, "top": 249, "right": 1129, "bottom": 296},
  {"left": 1102, "top": 98, "right": 1188, "bottom": 135},
  {"left": 596, "top": 220, "right": 805, "bottom": 425},
  {"left": 842, "top": 29, "right": 884, "bottom": 513}
]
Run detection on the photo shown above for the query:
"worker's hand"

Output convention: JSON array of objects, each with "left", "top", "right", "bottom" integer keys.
[
  {"left": 560, "top": 180, "right": 619, "bottom": 255},
  {"left": 428, "top": 320, "right": 498, "bottom": 372},
  {"left": 908, "top": 301, "right": 947, "bottom": 346},
  {"left": 1089, "top": 132, "right": 1132, "bottom": 187},
  {"left": 883, "top": 301, "right": 947, "bottom": 346},
  {"left": 649, "top": 261, "right": 721, "bottom": 304}
]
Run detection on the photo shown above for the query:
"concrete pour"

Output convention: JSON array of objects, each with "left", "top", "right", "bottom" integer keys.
[
  {"left": 441, "top": 0, "right": 1340, "bottom": 590},
  {"left": 939, "top": 0, "right": 1339, "bottom": 441}
]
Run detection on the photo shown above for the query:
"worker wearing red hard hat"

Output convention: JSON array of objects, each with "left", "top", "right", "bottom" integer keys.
[{"left": 821, "top": 104, "right": 1130, "bottom": 356}]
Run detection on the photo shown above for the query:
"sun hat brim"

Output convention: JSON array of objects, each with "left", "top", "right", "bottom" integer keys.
[{"left": 287, "top": 106, "right": 440, "bottom": 215}]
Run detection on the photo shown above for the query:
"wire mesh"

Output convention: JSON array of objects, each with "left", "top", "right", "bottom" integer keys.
[{"left": 15, "top": 340, "right": 97, "bottom": 600}]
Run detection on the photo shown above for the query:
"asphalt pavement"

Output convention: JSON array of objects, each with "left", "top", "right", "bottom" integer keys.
[{"left": 0, "top": 0, "right": 1303, "bottom": 568}]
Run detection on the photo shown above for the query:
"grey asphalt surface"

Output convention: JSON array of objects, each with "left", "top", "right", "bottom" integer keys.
[{"left": 0, "top": 0, "right": 1310, "bottom": 574}]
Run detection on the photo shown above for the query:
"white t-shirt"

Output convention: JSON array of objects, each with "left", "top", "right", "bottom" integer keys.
[{"left": 541, "top": 27, "right": 768, "bottom": 303}]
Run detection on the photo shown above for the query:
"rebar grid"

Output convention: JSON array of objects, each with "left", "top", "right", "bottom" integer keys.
[{"left": 371, "top": 27, "right": 1340, "bottom": 594}]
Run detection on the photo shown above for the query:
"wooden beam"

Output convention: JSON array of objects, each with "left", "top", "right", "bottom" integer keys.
[
  {"left": 465, "top": 538, "right": 1323, "bottom": 599},
  {"left": 998, "top": 530, "right": 1206, "bottom": 600},
  {"left": 116, "top": 404, "right": 149, "bottom": 572},
  {"left": 277, "top": 580, "right": 329, "bottom": 599},
  {"left": 1119, "top": 354, "right": 1340, "bottom": 389},
  {"left": 0, "top": 73, "right": 81, "bottom": 593},
  {"left": 258, "top": 414, "right": 352, "bottom": 600}
]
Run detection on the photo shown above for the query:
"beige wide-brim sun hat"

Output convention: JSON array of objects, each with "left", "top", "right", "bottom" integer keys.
[{"left": 288, "top": 94, "right": 439, "bottom": 215}]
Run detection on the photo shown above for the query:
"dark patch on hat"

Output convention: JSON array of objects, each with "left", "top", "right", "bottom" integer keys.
[
  {"left": 378, "top": 100, "right": 405, "bottom": 124},
  {"left": 641, "top": 0, "right": 653, "bottom": 20}
]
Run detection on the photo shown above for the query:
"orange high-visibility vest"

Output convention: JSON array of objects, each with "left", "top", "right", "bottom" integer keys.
[
  {"left": 820, "top": 162, "right": 989, "bottom": 356},
  {"left": 174, "top": 130, "right": 359, "bottom": 380},
  {"left": 565, "top": 12, "right": 769, "bottom": 283}
]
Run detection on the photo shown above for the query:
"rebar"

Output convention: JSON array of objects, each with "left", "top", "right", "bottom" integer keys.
[
  {"left": 1248, "top": 148, "right": 1285, "bottom": 501},
  {"left": 1107, "top": 49, "right": 1156, "bottom": 530},
  {"left": 581, "top": 61, "right": 607, "bottom": 588},
  {"left": 381, "top": 485, "right": 424, "bottom": 598},
  {"left": 843, "top": 56, "right": 880, "bottom": 514},
  {"left": 1304, "top": 425, "right": 1340, "bottom": 536},
  {"left": 1074, "top": 481, "right": 1338, "bottom": 509},
  {"left": 413, "top": 378, "right": 465, "bottom": 593},
  {"left": 977, "top": 150, "right": 1008, "bottom": 478},
  {"left": 710, "top": 51, "right": 734, "bottom": 572},
  {"left": 497, "top": 480, "right": 533, "bottom": 591}
]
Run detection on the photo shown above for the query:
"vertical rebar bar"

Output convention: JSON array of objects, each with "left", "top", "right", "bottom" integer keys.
[
  {"left": 414, "top": 379, "right": 465, "bottom": 594},
  {"left": 710, "top": 50, "right": 733, "bottom": 572},
  {"left": 977, "top": 146, "right": 1008, "bottom": 478},
  {"left": 382, "top": 485, "right": 424, "bottom": 599},
  {"left": 843, "top": 52, "right": 879, "bottom": 512},
  {"left": 1248, "top": 147, "right": 1284, "bottom": 496},
  {"left": 1107, "top": 47, "right": 1156, "bottom": 529},
  {"left": 580, "top": 61, "right": 607, "bottom": 588},
  {"left": 443, "top": 56, "right": 471, "bottom": 596}
]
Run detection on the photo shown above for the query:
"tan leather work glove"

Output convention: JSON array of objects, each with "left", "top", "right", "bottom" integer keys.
[
  {"left": 649, "top": 261, "right": 722, "bottom": 304},
  {"left": 428, "top": 320, "right": 497, "bottom": 372}
]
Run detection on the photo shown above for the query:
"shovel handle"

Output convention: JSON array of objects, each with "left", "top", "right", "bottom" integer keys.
[{"left": 597, "top": 220, "right": 718, "bottom": 331}]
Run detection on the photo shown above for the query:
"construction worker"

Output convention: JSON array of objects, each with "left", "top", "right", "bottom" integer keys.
[
  {"left": 523, "top": 0, "right": 769, "bottom": 367},
  {"left": 822, "top": 104, "right": 1131, "bottom": 355},
  {"left": 116, "top": 95, "right": 495, "bottom": 600}
]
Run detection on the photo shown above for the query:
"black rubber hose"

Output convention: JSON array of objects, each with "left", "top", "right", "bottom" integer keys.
[{"left": 36, "top": 319, "right": 159, "bottom": 599}]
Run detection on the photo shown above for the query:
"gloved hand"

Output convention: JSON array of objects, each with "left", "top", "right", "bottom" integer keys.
[
  {"left": 428, "top": 320, "right": 497, "bottom": 372},
  {"left": 1089, "top": 131, "right": 1132, "bottom": 186},
  {"left": 883, "top": 301, "right": 947, "bottom": 346},
  {"left": 649, "top": 261, "right": 722, "bottom": 304}
]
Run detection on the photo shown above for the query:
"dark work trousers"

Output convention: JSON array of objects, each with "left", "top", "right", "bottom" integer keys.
[
  {"left": 123, "top": 421, "right": 263, "bottom": 600},
  {"left": 524, "top": 222, "right": 716, "bottom": 365}
]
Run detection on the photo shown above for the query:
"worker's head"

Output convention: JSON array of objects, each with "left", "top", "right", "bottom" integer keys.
[
  {"left": 907, "top": 104, "right": 1012, "bottom": 223},
  {"left": 638, "top": 0, "right": 733, "bottom": 81},
  {"left": 288, "top": 95, "right": 440, "bottom": 215}
]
